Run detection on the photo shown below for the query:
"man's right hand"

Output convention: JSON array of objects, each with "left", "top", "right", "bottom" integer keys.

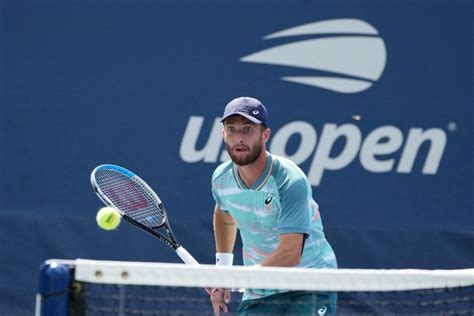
[{"left": 210, "top": 288, "right": 231, "bottom": 315}]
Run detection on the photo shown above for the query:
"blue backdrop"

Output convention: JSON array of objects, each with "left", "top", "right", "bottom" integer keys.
[{"left": 1, "top": 0, "right": 472, "bottom": 314}]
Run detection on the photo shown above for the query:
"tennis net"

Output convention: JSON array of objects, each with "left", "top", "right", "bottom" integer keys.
[{"left": 36, "top": 259, "right": 474, "bottom": 315}]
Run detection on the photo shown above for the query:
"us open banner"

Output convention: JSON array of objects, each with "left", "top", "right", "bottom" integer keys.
[{"left": 1, "top": 0, "right": 472, "bottom": 314}]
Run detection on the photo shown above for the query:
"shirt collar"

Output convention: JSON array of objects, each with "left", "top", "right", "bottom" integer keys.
[{"left": 232, "top": 152, "right": 274, "bottom": 190}]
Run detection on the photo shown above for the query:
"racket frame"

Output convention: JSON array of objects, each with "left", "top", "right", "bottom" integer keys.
[{"left": 91, "top": 164, "right": 198, "bottom": 265}]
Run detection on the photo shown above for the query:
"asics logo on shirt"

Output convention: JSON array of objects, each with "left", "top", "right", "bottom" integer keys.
[
  {"left": 318, "top": 306, "right": 328, "bottom": 315},
  {"left": 265, "top": 194, "right": 273, "bottom": 204}
]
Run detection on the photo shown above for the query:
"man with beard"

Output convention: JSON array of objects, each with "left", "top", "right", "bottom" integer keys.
[{"left": 210, "top": 97, "right": 337, "bottom": 316}]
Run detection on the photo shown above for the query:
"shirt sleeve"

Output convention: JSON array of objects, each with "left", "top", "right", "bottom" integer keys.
[
  {"left": 212, "top": 185, "right": 228, "bottom": 213},
  {"left": 277, "top": 177, "right": 311, "bottom": 235}
]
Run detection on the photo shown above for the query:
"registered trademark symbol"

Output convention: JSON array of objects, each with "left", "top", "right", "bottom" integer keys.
[{"left": 447, "top": 122, "right": 457, "bottom": 132}]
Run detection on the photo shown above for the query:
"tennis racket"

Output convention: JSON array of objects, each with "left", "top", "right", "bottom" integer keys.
[{"left": 90, "top": 164, "right": 198, "bottom": 265}]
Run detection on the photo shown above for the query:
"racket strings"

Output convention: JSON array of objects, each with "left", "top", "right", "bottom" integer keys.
[{"left": 95, "top": 170, "right": 165, "bottom": 227}]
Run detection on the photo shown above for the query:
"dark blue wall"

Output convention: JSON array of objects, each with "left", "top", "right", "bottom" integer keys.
[{"left": 1, "top": 0, "right": 472, "bottom": 314}]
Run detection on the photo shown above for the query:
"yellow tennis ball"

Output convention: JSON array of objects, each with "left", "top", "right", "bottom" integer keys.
[{"left": 96, "top": 207, "right": 121, "bottom": 230}]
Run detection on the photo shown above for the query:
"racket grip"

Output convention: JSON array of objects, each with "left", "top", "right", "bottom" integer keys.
[{"left": 176, "top": 246, "right": 199, "bottom": 265}]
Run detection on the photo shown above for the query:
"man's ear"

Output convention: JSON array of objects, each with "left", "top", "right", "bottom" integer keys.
[{"left": 263, "top": 127, "right": 271, "bottom": 143}]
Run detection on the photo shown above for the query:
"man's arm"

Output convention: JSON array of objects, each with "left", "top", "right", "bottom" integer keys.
[
  {"left": 260, "top": 233, "right": 304, "bottom": 267},
  {"left": 213, "top": 205, "right": 237, "bottom": 253},
  {"left": 212, "top": 206, "right": 237, "bottom": 315}
]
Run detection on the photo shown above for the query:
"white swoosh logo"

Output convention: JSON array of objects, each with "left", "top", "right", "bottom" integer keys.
[{"left": 240, "top": 19, "right": 387, "bottom": 94}]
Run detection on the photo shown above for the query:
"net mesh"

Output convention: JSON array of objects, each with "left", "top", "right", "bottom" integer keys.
[
  {"left": 71, "top": 283, "right": 473, "bottom": 315},
  {"left": 94, "top": 168, "right": 164, "bottom": 227},
  {"left": 47, "top": 260, "right": 474, "bottom": 316}
]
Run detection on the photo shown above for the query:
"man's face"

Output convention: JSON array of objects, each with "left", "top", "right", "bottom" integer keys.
[{"left": 223, "top": 116, "right": 269, "bottom": 166}]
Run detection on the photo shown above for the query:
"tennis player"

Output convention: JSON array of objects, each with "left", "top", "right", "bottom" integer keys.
[{"left": 210, "top": 97, "right": 338, "bottom": 315}]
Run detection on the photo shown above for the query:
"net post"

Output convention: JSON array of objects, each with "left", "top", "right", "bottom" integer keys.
[{"left": 35, "top": 261, "right": 70, "bottom": 316}]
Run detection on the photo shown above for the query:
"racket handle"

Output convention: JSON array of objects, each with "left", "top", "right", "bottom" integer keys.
[{"left": 176, "top": 246, "right": 199, "bottom": 265}]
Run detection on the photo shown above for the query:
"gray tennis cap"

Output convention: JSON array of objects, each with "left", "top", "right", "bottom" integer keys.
[{"left": 220, "top": 97, "right": 268, "bottom": 126}]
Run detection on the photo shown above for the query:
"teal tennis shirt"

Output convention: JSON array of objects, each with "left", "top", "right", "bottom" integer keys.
[{"left": 212, "top": 153, "right": 337, "bottom": 300}]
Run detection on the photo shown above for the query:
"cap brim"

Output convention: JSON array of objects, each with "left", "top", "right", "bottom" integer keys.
[{"left": 220, "top": 112, "right": 263, "bottom": 124}]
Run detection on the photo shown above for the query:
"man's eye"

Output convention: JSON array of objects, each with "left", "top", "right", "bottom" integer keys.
[{"left": 245, "top": 127, "right": 253, "bottom": 133}]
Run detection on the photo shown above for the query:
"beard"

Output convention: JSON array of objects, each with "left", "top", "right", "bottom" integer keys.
[{"left": 225, "top": 141, "right": 263, "bottom": 166}]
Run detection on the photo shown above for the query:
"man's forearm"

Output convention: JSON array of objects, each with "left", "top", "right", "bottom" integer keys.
[
  {"left": 213, "top": 207, "right": 237, "bottom": 253},
  {"left": 260, "top": 247, "right": 301, "bottom": 267},
  {"left": 260, "top": 233, "right": 304, "bottom": 267}
]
